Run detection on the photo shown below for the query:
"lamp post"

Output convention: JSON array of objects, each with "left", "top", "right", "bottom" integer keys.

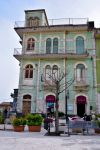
[
  {"left": 65, "top": 90, "right": 69, "bottom": 123},
  {"left": 65, "top": 90, "right": 70, "bottom": 136}
]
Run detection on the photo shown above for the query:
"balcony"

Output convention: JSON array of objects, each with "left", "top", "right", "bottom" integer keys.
[
  {"left": 13, "top": 48, "right": 89, "bottom": 61},
  {"left": 73, "top": 79, "right": 90, "bottom": 91}
]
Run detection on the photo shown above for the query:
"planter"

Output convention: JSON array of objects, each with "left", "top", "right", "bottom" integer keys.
[
  {"left": 72, "top": 128, "right": 82, "bottom": 133},
  {"left": 95, "top": 128, "right": 100, "bottom": 134},
  {"left": 28, "top": 126, "right": 41, "bottom": 132},
  {"left": 5, "top": 124, "right": 13, "bottom": 130},
  {"left": 13, "top": 125, "right": 25, "bottom": 132},
  {"left": 0, "top": 124, "right": 4, "bottom": 130}
]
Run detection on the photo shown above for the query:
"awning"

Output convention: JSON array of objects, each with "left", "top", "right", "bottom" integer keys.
[
  {"left": 76, "top": 96, "right": 86, "bottom": 104},
  {"left": 46, "top": 95, "right": 56, "bottom": 103}
]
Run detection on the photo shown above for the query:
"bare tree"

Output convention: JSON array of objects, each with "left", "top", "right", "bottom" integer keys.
[{"left": 41, "top": 70, "right": 74, "bottom": 135}]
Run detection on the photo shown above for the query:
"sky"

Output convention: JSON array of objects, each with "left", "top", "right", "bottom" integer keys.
[{"left": 0, "top": 0, "right": 100, "bottom": 102}]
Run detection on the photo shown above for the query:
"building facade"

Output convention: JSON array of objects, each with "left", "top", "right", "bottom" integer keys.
[
  {"left": 95, "top": 29, "right": 100, "bottom": 113},
  {"left": 14, "top": 9, "right": 97, "bottom": 117}
]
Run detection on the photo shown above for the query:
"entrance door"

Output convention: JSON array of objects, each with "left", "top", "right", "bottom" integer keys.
[
  {"left": 22, "top": 100, "right": 31, "bottom": 115},
  {"left": 22, "top": 95, "right": 31, "bottom": 115},
  {"left": 77, "top": 103, "right": 85, "bottom": 117},
  {"left": 76, "top": 96, "right": 86, "bottom": 117},
  {"left": 46, "top": 95, "right": 56, "bottom": 115}
]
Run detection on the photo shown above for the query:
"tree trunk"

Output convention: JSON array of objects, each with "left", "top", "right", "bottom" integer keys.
[
  {"left": 55, "top": 98, "right": 59, "bottom": 134},
  {"left": 55, "top": 81, "right": 59, "bottom": 135}
]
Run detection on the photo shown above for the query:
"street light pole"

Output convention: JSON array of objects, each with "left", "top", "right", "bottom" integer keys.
[{"left": 65, "top": 90, "right": 70, "bottom": 136}]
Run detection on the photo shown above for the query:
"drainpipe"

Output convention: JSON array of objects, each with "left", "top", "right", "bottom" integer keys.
[
  {"left": 35, "top": 63, "right": 38, "bottom": 113},
  {"left": 92, "top": 31, "right": 98, "bottom": 113}
]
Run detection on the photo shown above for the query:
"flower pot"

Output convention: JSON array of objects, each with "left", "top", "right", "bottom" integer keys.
[
  {"left": 13, "top": 125, "right": 25, "bottom": 132},
  {"left": 28, "top": 126, "right": 41, "bottom": 132},
  {"left": 95, "top": 128, "right": 100, "bottom": 134}
]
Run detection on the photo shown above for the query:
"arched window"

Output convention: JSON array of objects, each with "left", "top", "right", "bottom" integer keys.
[
  {"left": 76, "top": 64, "right": 85, "bottom": 81},
  {"left": 27, "top": 38, "right": 35, "bottom": 50},
  {"left": 76, "top": 36, "right": 84, "bottom": 54},
  {"left": 52, "top": 65, "right": 58, "bottom": 79},
  {"left": 28, "top": 17, "right": 34, "bottom": 27},
  {"left": 25, "top": 64, "right": 33, "bottom": 79},
  {"left": 53, "top": 38, "right": 58, "bottom": 53},
  {"left": 45, "top": 65, "right": 51, "bottom": 81},
  {"left": 33, "top": 17, "right": 40, "bottom": 27},
  {"left": 46, "top": 38, "right": 51, "bottom": 54}
]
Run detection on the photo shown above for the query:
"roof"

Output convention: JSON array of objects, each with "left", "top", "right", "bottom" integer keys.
[
  {"left": 25, "top": 9, "right": 46, "bottom": 13},
  {"left": 0, "top": 102, "right": 12, "bottom": 106}
]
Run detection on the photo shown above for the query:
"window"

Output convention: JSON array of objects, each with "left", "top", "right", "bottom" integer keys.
[
  {"left": 33, "top": 17, "right": 40, "bottom": 27},
  {"left": 76, "top": 36, "right": 84, "bottom": 54},
  {"left": 76, "top": 64, "right": 85, "bottom": 81},
  {"left": 28, "top": 17, "right": 34, "bottom": 27},
  {"left": 45, "top": 65, "right": 51, "bottom": 81},
  {"left": 25, "top": 64, "right": 33, "bottom": 79},
  {"left": 53, "top": 38, "right": 58, "bottom": 53},
  {"left": 52, "top": 65, "right": 58, "bottom": 79},
  {"left": 45, "top": 65, "right": 59, "bottom": 81},
  {"left": 27, "top": 38, "right": 35, "bottom": 50},
  {"left": 46, "top": 38, "right": 51, "bottom": 54},
  {"left": 28, "top": 17, "right": 40, "bottom": 27}
]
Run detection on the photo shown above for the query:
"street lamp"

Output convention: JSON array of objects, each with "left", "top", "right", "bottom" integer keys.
[
  {"left": 65, "top": 90, "right": 69, "bottom": 123},
  {"left": 65, "top": 90, "right": 70, "bottom": 136}
]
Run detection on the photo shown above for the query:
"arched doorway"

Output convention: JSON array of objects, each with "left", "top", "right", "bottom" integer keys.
[
  {"left": 22, "top": 95, "right": 31, "bottom": 115},
  {"left": 76, "top": 96, "right": 86, "bottom": 117},
  {"left": 46, "top": 95, "right": 56, "bottom": 115}
]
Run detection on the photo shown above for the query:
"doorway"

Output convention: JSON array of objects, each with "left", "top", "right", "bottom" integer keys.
[
  {"left": 22, "top": 100, "right": 31, "bottom": 115},
  {"left": 77, "top": 103, "right": 85, "bottom": 117},
  {"left": 22, "top": 95, "right": 31, "bottom": 115},
  {"left": 76, "top": 95, "right": 86, "bottom": 117},
  {"left": 46, "top": 95, "right": 56, "bottom": 116}
]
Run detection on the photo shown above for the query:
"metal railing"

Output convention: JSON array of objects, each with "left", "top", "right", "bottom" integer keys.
[
  {"left": 14, "top": 18, "right": 88, "bottom": 28},
  {"left": 14, "top": 48, "right": 88, "bottom": 56}
]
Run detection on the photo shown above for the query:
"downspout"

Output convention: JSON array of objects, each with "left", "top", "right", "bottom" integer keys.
[{"left": 92, "top": 31, "right": 98, "bottom": 113}]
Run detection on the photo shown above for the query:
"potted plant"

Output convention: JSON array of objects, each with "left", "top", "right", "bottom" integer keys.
[
  {"left": 13, "top": 117, "right": 26, "bottom": 132},
  {"left": 26, "top": 114, "right": 43, "bottom": 132}
]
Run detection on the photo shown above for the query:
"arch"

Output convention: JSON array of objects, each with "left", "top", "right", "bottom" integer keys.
[
  {"left": 46, "top": 95, "right": 56, "bottom": 103},
  {"left": 27, "top": 38, "right": 35, "bottom": 50},
  {"left": 76, "top": 36, "right": 84, "bottom": 54},
  {"left": 74, "top": 94, "right": 90, "bottom": 116},
  {"left": 46, "top": 38, "right": 51, "bottom": 54},
  {"left": 22, "top": 94, "right": 31, "bottom": 115},
  {"left": 25, "top": 64, "right": 33, "bottom": 78},
  {"left": 76, "top": 95, "right": 86, "bottom": 104},
  {"left": 53, "top": 38, "right": 58, "bottom": 53},
  {"left": 74, "top": 61, "right": 87, "bottom": 69}
]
